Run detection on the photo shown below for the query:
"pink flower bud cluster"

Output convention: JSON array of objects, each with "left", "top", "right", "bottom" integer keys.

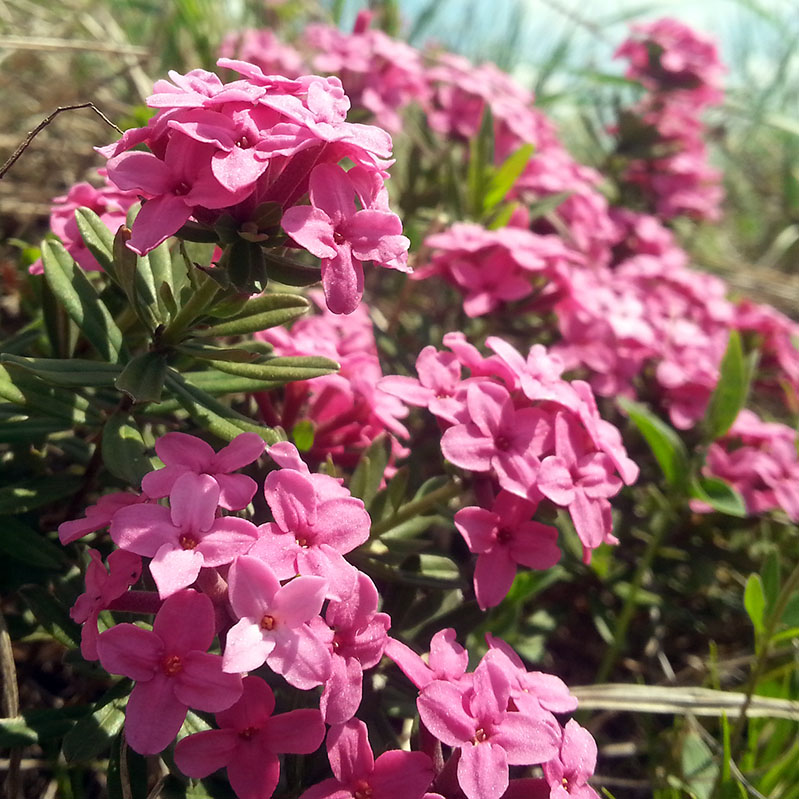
[
  {"left": 30, "top": 170, "right": 138, "bottom": 274},
  {"left": 99, "top": 61, "right": 409, "bottom": 313},
  {"left": 386, "top": 630, "right": 600, "bottom": 799},
  {"left": 614, "top": 18, "right": 725, "bottom": 221},
  {"left": 380, "top": 335, "right": 638, "bottom": 580},
  {"left": 256, "top": 294, "right": 409, "bottom": 467},
  {"left": 694, "top": 410, "right": 799, "bottom": 522},
  {"left": 61, "top": 431, "right": 600, "bottom": 799},
  {"left": 414, "top": 218, "right": 581, "bottom": 318}
]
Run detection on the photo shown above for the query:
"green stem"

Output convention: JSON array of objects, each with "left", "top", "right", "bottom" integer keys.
[
  {"left": 709, "top": 556, "right": 799, "bottom": 799},
  {"left": 159, "top": 273, "right": 220, "bottom": 347},
  {"left": 370, "top": 477, "right": 463, "bottom": 538},
  {"left": 1, "top": 611, "right": 21, "bottom": 799},
  {"left": 595, "top": 493, "right": 675, "bottom": 684}
]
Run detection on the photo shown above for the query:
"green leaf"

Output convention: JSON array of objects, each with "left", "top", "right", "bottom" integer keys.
[
  {"left": 262, "top": 250, "right": 322, "bottom": 287},
  {"left": 102, "top": 412, "right": 157, "bottom": 485},
  {"left": 526, "top": 191, "right": 571, "bottom": 221},
  {"left": 18, "top": 584, "right": 81, "bottom": 648},
  {"left": 1, "top": 354, "right": 121, "bottom": 388},
  {"left": 41, "top": 239, "right": 124, "bottom": 362},
  {"left": 744, "top": 574, "right": 766, "bottom": 634},
  {"left": 74, "top": 207, "right": 116, "bottom": 275},
  {"left": 114, "top": 351, "right": 169, "bottom": 403},
  {"left": 177, "top": 343, "right": 257, "bottom": 363},
  {"left": 350, "top": 435, "right": 390, "bottom": 507},
  {"left": 206, "top": 355, "right": 339, "bottom": 383},
  {"left": 0, "top": 475, "right": 83, "bottom": 515},
  {"left": 291, "top": 419, "right": 315, "bottom": 452},
  {"left": 107, "top": 729, "right": 149, "bottom": 799},
  {"left": 781, "top": 593, "right": 799, "bottom": 628},
  {"left": 618, "top": 398, "right": 689, "bottom": 488},
  {"left": 761, "top": 550, "right": 781, "bottom": 615},
  {"left": 468, "top": 105, "right": 495, "bottom": 218},
  {"left": 483, "top": 143, "right": 534, "bottom": 212},
  {"left": 164, "top": 370, "right": 281, "bottom": 444},
  {"left": 62, "top": 680, "right": 131, "bottom": 762},
  {"left": 689, "top": 476, "right": 747, "bottom": 518},
  {"left": 181, "top": 371, "right": 282, "bottom": 395},
  {"left": 0, "top": 518, "right": 65, "bottom": 569},
  {"left": 681, "top": 729, "right": 718, "bottom": 799},
  {"left": 197, "top": 293, "right": 309, "bottom": 336},
  {"left": 0, "top": 707, "right": 87, "bottom": 747},
  {"left": 0, "top": 366, "right": 102, "bottom": 426},
  {"left": 703, "top": 331, "right": 750, "bottom": 441},
  {"left": 146, "top": 239, "right": 175, "bottom": 322}
]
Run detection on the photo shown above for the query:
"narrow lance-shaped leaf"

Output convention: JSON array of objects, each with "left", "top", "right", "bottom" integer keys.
[
  {"left": 618, "top": 397, "right": 690, "bottom": 488},
  {"left": 74, "top": 207, "right": 116, "bottom": 276},
  {"left": 62, "top": 680, "right": 132, "bottom": 763},
  {"left": 703, "top": 331, "right": 750, "bottom": 441},
  {"left": 0, "top": 354, "right": 121, "bottom": 388},
  {"left": 205, "top": 354, "right": 339, "bottom": 383},
  {"left": 196, "top": 292, "right": 309, "bottom": 336},
  {"left": 483, "top": 142, "right": 535, "bottom": 212},
  {"left": 689, "top": 475, "right": 747, "bottom": 518},
  {"left": 41, "top": 240, "right": 124, "bottom": 363},
  {"left": 164, "top": 369, "right": 282, "bottom": 444},
  {"left": 744, "top": 574, "right": 766, "bottom": 635},
  {"left": 350, "top": 434, "right": 391, "bottom": 508},
  {"left": 102, "top": 412, "right": 158, "bottom": 485}
]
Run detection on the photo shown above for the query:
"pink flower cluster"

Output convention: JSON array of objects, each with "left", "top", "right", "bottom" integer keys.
[
  {"left": 61, "top": 431, "right": 600, "bottom": 799},
  {"left": 696, "top": 410, "right": 799, "bottom": 522},
  {"left": 255, "top": 294, "right": 408, "bottom": 467},
  {"left": 414, "top": 217, "right": 580, "bottom": 318},
  {"left": 99, "top": 60, "right": 409, "bottom": 313},
  {"left": 386, "top": 630, "right": 599, "bottom": 799},
  {"left": 614, "top": 18, "right": 725, "bottom": 221},
  {"left": 553, "top": 210, "right": 735, "bottom": 429},
  {"left": 380, "top": 335, "right": 638, "bottom": 591},
  {"left": 30, "top": 170, "right": 137, "bottom": 274}
]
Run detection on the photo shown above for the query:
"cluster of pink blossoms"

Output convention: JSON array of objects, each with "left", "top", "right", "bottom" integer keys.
[
  {"left": 61, "top": 432, "right": 601, "bottom": 799},
  {"left": 30, "top": 170, "right": 137, "bottom": 274},
  {"left": 414, "top": 215, "right": 581, "bottom": 318},
  {"left": 614, "top": 18, "right": 725, "bottom": 221},
  {"left": 99, "top": 59, "right": 410, "bottom": 313},
  {"left": 380, "top": 335, "right": 639, "bottom": 598},
  {"left": 695, "top": 410, "right": 799, "bottom": 522},
  {"left": 255, "top": 293, "right": 409, "bottom": 468}
]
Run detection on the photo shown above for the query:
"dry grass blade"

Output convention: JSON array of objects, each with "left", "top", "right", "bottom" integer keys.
[{"left": 572, "top": 683, "right": 799, "bottom": 720}]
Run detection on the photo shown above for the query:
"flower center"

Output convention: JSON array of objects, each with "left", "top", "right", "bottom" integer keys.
[
  {"left": 494, "top": 434, "right": 510, "bottom": 451},
  {"left": 296, "top": 536, "right": 310, "bottom": 548},
  {"left": 236, "top": 135, "right": 251, "bottom": 149},
  {"left": 496, "top": 526, "right": 512, "bottom": 544},
  {"left": 179, "top": 534, "right": 198, "bottom": 550},
  {"left": 173, "top": 181, "right": 191, "bottom": 196},
  {"left": 333, "top": 230, "right": 346, "bottom": 245},
  {"left": 239, "top": 726, "right": 258, "bottom": 740},
  {"left": 260, "top": 614, "right": 276, "bottom": 631},
  {"left": 473, "top": 728, "right": 488, "bottom": 744},
  {"left": 162, "top": 654, "right": 183, "bottom": 677},
  {"left": 353, "top": 780, "right": 373, "bottom": 799}
]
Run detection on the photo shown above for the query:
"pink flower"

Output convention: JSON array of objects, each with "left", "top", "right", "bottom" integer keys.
[
  {"left": 250, "top": 467, "right": 370, "bottom": 600},
  {"left": 142, "top": 431, "right": 265, "bottom": 511},
  {"left": 281, "top": 162, "right": 410, "bottom": 314},
  {"left": 175, "top": 676, "right": 325, "bottom": 799},
  {"left": 58, "top": 491, "right": 148, "bottom": 545},
  {"left": 70, "top": 549, "right": 142, "bottom": 660},
  {"left": 110, "top": 473, "right": 259, "bottom": 597},
  {"left": 223, "top": 555, "right": 332, "bottom": 689},
  {"left": 384, "top": 628, "right": 469, "bottom": 691},
  {"left": 454, "top": 491, "right": 560, "bottom": 609},
  {"left": 96, "top": 590, "right": 243, "bottom": 754},
  {"left": 417, "top": 650, "right": 560, "bottom": 799},
  {"left": 299, "top": 718, "right": 434, "bottom": 799},
  {"left": 320, "top": 573, "right": 391, "bottom": 724},
  {"left": 538, "top": 413, "right": 622, "bottom": 560},
  {"left": 542, "top": 720, "right": 600, "bottom": 798},
  {"left": 440, "top": 381, "right": 546, "bottom": 500}
]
